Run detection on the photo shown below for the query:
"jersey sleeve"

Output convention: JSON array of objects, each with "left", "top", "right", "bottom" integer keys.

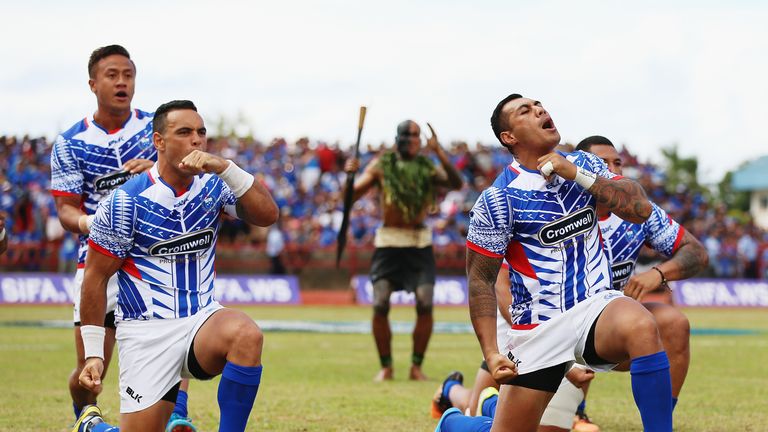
[
  {"left": 88, "top": 189, "right": 136, "bottom": 259},
  {"left": 50, "top": 134, "right": 84, "bottom": 196},
  {"left": 466, "top": 186, "right": 513, "bottom": 257},
  {"left": 220, "top": 180, "right": 240, "bottom": 219},
  {"left": 572, "top": 151, "right": 622, "bottom": 180},
  {"left": 642, "top": 201, "right": 684, "bottom": 257}
]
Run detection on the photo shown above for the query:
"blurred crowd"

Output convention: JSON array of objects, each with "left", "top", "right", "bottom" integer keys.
[{"left": 1, "top": 133, "right": 767, "bottom": 279}]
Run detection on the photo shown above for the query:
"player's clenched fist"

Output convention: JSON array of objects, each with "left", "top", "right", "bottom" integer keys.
[
  {"left": 486, "top": 352, "right": 518, "bottom": 385},
  {"left": 537, "top": 152, "right": 577, "bottom": 180},
  {"left": 79, "top": 357, "right": 105, "bottom": 395},
  {"left": 179, "top": 150, "right": 228, "bottom": 175}
]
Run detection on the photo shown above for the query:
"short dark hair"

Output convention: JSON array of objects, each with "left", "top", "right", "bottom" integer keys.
[
  {"left": 88, "top": 45, "right": 133, "bottom": 78},
  {"left": 575, "top": 135, "right": 614, "bottom": 153},
  {"left": 490, "top": 93, "right": 523, "bottom": 145},
  {"left": 153, "top": 100, "right": 198, "bottom": 134}
]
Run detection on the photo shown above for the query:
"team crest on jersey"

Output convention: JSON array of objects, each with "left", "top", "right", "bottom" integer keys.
[
  {"left": 94, "top": 169, "right": 135, "bottom": 192},
  {"left": 611, "top": 260, "right": 635, "bottom": 284},
  {"left": 148, "top": 228, "right": 215, "bottom": 256},
  {"left": 537, "top": 207, "right": 596, "bottom": 246},
  {"left": 202, "top": 195, "right": 216, "bottom": 212}
]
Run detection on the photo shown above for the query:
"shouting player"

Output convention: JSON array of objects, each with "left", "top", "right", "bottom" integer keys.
[
  {"left": 436, "top": 94, "right": 673, "bottom": 432},
  {"left": 433, "top": 136, "right": 708, "bottom": 432}
]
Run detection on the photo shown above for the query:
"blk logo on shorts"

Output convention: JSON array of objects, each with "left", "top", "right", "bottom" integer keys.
[
  {"left": 506, "top": 351, "right": 522, "bottom": 368},
  {"left": 126, "top": 386, "right": 142, "bottom": 403}
]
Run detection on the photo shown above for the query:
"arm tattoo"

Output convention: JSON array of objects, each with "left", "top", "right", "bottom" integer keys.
[
  {"left": 588, "top": 177, "right": 651, "bottom": 224},
  {"left": 467, "top": 251, "right": 503, "bottom": 321},
  {"left": 668, "top": 231, "right": 709, "bottom": 280}
]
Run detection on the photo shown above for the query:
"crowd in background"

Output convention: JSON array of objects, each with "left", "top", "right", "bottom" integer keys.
[{"left": 1, "top": 133, "right": 767, "bottom": 279}]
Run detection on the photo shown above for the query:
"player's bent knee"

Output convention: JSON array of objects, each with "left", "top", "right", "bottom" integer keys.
[
  {"left": 373, "top": 302, "right": 390, "bottom": 316},
  {"left": 232, "top": 321, "right": 264, "bottom": 360},
  {"left": 415, "top": 302, "right": 433, "bottom": 316}
]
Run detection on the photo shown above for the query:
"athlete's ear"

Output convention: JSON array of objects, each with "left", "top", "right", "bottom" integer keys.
[
  {"left": 88, "top": 78, "right": 96, "bottom": 94},
  {"left": 153, "top": 131, "right": 164, "bottom": 151},
  {"left": 500, "top": 130, "right": 517, "bottom": 147}
]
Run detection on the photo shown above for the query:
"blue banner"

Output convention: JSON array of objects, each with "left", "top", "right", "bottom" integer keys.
[
  {"left": 0, "top": 273, "right": 301, "bottom": 305},
  {"left": 352, "top": 275, "right": 468, "bottom": 305}
]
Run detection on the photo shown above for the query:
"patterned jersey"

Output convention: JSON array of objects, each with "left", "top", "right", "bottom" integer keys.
[
  {"left": 88, "top": 165, "right": 238, "bottom": 322},
  {"left": 467, "top": 151, "right": 621, "bottom": 326},
  {"left": 599, "top": 202, "right": 684, "bottom": 289},
  {"left": 50, "top": 109, "right": 156, "bottom": 266}
]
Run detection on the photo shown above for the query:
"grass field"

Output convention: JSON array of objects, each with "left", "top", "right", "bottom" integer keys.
[{"left": 0, "top": 305, "right": 767, "bottom": 431}]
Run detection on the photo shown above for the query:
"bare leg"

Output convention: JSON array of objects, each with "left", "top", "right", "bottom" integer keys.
[
  {"left": 467, "top": 365, "right": 499, "bottom": 415},
  {"left": 411, "top": 282, "right": 434, "bottom": 381},
  {"left": 120, "top": 399, "right": 175, "bottom": 432},
  {"left": 593, "top": 298, "right": 663, "bottom": 362},
  {"left": 372, "top": 279, "right": 394, "bottom": 381},
  {"left": 491, "top": 384, "right": 555, "bottom": 432},
  {"left": 643, "top": 302, "right": 690, "bottom": 398}
]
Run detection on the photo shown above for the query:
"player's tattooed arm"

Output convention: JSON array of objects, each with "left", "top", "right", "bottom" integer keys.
[
  {"left": 535, "top": 152, "right": 650, "bottom": 223},
  {"left": 467, "top": 250, "right": 519, "bottom": 383},
  {"left": 657, "top": 230, "right": 709, "bottom": 280},
  {"left": 588, "top": 177, "right": 652, "bottom": 224},
  {"left": 625, "top": 230, "right": 709, "bottom": 301},
  {"left": 467, "top": 249, "right": 504, "bottom": 353}
]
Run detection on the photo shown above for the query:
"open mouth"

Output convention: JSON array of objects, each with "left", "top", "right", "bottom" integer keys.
[
  {"left": 542, "top": 119, "right": 555, "bottom": 130},
  {"left": 115, "top": 91, "right": 128, "bottom": 98}
]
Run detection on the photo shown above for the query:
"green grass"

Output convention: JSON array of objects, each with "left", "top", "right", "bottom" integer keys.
[{"left": 0, "top": 306, "right": 766, "bottom": 431}]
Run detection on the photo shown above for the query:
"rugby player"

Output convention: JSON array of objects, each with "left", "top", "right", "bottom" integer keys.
[
  {"left": 436, "top": 94, "right": 673, "bottom": 432},
  {"left": 72, "top": 100, "right": 278, "bottom": 432},
  {"left": 433, "top": 136, "right": 707, "bottom": 432},
  {"left": 52, "top": 45, "right": 197, "bottom": 432}
]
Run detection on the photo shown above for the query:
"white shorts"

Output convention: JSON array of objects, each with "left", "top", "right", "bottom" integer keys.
[
  {"left": 73, "top": 268, "right": 119, "bottom": 323},
  {"left": 540, "top": 367, "right": 586, "bottom": 428},
  {"left": 116, "top": 302, "right": 223, "bottom": 413},
  {"left": 498, "top": 290, "right": 623, "bottom": 375}
]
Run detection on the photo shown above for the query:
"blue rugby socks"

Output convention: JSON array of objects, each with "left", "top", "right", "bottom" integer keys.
[
  {"left": 442, "top": 379, "right": 461, "bottom": 402},
  {"left": 173, "top": 389, "right": 189, "bottom": 418},
  {"left": 438, "top": 410, "right": 493, "bottom": 432},
  {"left": 91, "top": 424, "right": 118, "bottom": 432},
  {"left": 481, "top": 394, "right": 498, "bottom": 418},
  {"left": 630, "top": 351, "right": 673, "bottom": 432},
  {"left": 217, "top": 362, "right": 263, "bottom": 432}
]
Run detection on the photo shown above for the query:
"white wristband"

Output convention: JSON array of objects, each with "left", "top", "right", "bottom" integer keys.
[
  {"left": 574, "top": 167, "right": 597, "bottom": 190},
  {"left": 540, "top": 161, "right": 554, "bottom": 176},
  {"left": 78, "top": 214, "right": 95, "bottom": 234},
  {"left": 80, "top": 325, "right": 106, "bottom": 360},
  {"left": 0, "top": 228, "right": 5, "bottom": 241},
  {"left": 219, "top": 160, "right": 255, "bottom": 198}
]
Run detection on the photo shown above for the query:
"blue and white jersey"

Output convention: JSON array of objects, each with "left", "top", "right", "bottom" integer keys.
[
  {"left": 467, "top": 151, "right": 621, "bottom": 326},
  {"left": 88, "top": 165, "right": 238, "bottom": 322},
  {"left": 599, "top": 202, "right": 684, "bottom": 289},
  {"left": 50, "top": 109, "right": 156, "bottom": 266}
]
